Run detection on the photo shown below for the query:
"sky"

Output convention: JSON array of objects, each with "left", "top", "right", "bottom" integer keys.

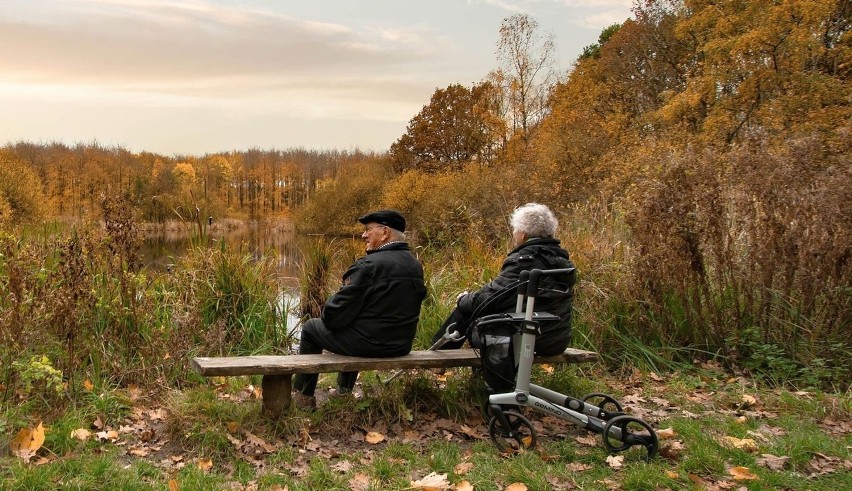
[{"left": 1, "top": 0, "right": 635, "bottom": 156}]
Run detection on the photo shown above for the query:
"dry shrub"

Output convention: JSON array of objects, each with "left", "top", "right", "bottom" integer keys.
[
  {"left": 557, "top": 198, "right": 637, "bottom": 351},
  {"left": 295, "top": 160, "right": 393, "bottom": 235},
  {"left": 382, "top": 164, "right": 516, "bottom": 246},
  {"left": 624, "top": 133, "right": 851, "bottom": 372}
]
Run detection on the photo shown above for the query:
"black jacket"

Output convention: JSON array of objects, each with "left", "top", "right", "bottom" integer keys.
[
  {"left": 322, "top": 242, "right": 426, "bottom": 356},
  {"left": 458, "top": 238, "right": 576, "bottom": 354}
]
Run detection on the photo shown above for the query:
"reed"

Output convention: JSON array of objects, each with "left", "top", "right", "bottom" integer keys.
[{"left": 296, "top": 236, "right": 336, "bottom": 320}]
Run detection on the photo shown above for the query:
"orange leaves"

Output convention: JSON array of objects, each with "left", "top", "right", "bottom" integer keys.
[
  {"left": 720, "top": 436, "right": 759, "bottom": 453},
  {"left": 409, "top": 471, "right": 450, "bottom": 490},
  {"left": 70, "top": 428, "right": 92, "bottom": 441},
  {"left": 364, "top": 431, "right": 385, "bottom": 444},
  {"left": 196, "top": 458, "right": 213, "bottom": 472},
  {"left": 727, "top": 466, "right": 759, "bottom": 481},
  {"left": 655, "top": 427, "right": 677, "bottom": 440},
  {"left": 453, "top": 462, "right": 474, "bottom": 475},
  {"left": 10, "top": 422, "right": 45, "bottom": 462}
]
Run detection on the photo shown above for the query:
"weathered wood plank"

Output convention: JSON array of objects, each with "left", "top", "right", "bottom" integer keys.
[{"left": 192, "top": 348, "right": 598, "bottom": 377}]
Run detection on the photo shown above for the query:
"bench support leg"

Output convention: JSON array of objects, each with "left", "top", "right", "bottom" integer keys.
[{"left": 261, "top": 374, "right": 292, "bottom": 418}]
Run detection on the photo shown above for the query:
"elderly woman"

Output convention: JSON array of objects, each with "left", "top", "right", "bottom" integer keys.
[{"left": 431, "top": 203, "right": 576, "bottom": 358}]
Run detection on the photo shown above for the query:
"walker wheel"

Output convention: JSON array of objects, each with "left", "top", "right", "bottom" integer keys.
[
  {"left": 581, "top": 393, "right": 624, "bottom": 417},
  {"left": 602, "top": 415, "right": 658, "bottom": 461},
  {"left": 488, "top": 410, "right": 537, "bottom": 453}
]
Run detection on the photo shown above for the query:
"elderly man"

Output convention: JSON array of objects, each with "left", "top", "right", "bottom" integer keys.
[
  {"left": 431, "top": 203, "right": 576, "bottom": 391},
  {"left": 293, "top": 209, "right": 426, "bottom": 409}
]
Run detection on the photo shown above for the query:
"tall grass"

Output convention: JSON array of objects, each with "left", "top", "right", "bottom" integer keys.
[
  {"left": 296, "top": 236, "right": 338, "bottom": 320},
  {"left": 0, "top": 195, "right": 288, "bottom": 415}
]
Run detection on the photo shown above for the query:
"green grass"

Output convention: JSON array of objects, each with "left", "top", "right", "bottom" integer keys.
[
  {"left": 2, "top": 368, "right": 849, "bottom": 490},
  {"left": 4, "top": 355, "right": 841, "bottom": 489}
]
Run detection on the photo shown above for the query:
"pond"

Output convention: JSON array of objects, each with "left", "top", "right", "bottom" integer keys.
[{"left": 139, "top": 222, "right": 307, "bottom": 336}]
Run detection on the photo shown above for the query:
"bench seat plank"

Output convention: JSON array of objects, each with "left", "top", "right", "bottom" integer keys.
[
  {"left": 191, "top": 347, "right": 597, "bottom": 418},
  {"left": 192, "top": 348, "right": 598, "bottom": 377}
]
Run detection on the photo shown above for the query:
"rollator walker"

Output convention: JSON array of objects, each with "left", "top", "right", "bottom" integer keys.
[{"left": 470, "top": 268, "right": 659, "bottom": 459}]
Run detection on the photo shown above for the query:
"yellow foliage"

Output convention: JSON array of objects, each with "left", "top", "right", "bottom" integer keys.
[{"left": 173, "top": 161, "right": 197, "bottom": 182}]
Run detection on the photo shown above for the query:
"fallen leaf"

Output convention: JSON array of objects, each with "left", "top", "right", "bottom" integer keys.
[
  {"left": 128, "top": 447, "right": 150, "bottom": 457},
  {"left": 605, "top": 454, "right": 624, "bottom": 469},
  {"left": 721, "top": 436, "right": 758, "bottom": 452},
  {"left": 96, "top": 430, "right": 119, "bottom": 442},
  {"left": 567, "top": 462, "right": 593, "bottom": 472},
  {"left": 331, "top": 460, "right": 353, "bottom": 473},
  {"left": 227, "top": 421, "right": 239, "bottom": 433},
  {"left": 656, "top": 427, "right": 677, "bottom": 440},
  {"left": 458, "top": 425, "right": 480, "bottom": 439},
  {"left": 728, "top": 466, "right": 759, "bottom": 480},
  {"left": 540, "top": 364, "right": 554, "bottom": 374},
  {"left": 139, "top": 428, "right": 155, "bottom": 443},
  {"left": 741, "top": 394, "right": 757, "bottom": 407},
  {"left": 365, "top": 431, "right": 385, "bottom": 444},
  {"left": 168, "top": 479, "right": 179, "bottom": 491},
  {"left": 71, "top": 428, "right": 92, "bottom": 441},
  {"left": 127, "top": 384, "right": 142, "bottom": 402},
  {"left": 454, "top": 462, "right": 474, "bottom": 475},
  {"left": 243, "top": 430, "right": 276, "bottom": 453},
  {"left": 83, "top": 379, "right": 94, "bottom": 391},
  {"left": 806, "top": 452, "right": 846, "bottom": 477},
  {"left": 348, "top": 472, "right": 371, "bottom": 491},
  {"left": 658, "top": 440, "right": 685, "bottom": 460},
  {"left": 575, "top": 434, "right": 598, "bottom": 447},
  {"left": 622, "top": 394, "right": 646, "bottom": 404},
  {"left": 665, "top": 470, "right": 679, "bottom": 479},
  {"left": 756, "top": 453, "right": 789, "bottom": 471},
  {"left": 10, "top": 423, "right": 46, "bottom": 461},
  {"left": 455, "top": 481, "right": 474, "bottom": 491},
  {"left": 33, "top": 456, "right": 52, "bottom": 466},
  {"left": 410, "top": 471, "right": 450, "bottom": 490},
  {"left": 687, "top": 474, "right": 711, "bottom": 488},
  {"left": 197, "top": 458, "right": 213, "bottom": 472},
  {"left": 505, "top": 484, "right": 528, "bottom": 491}
]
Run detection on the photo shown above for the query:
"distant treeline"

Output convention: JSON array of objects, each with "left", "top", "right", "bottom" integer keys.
[{"left": 0, "top": 142, "right": 386, "bottom": 225}]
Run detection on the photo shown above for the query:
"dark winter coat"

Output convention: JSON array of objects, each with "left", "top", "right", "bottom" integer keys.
[
  {"left": 457, "top": 238, "right": 576, "bottom": 354},
  {"left": 321, "top": 242, "right": 426, "bottom": 356}
]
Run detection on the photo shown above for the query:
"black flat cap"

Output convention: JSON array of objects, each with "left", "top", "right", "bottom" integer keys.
[{"left": 358, "top": 209, "right": 406, "bottom": 232}]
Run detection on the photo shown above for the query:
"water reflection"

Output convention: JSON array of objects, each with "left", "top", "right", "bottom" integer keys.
[
  {"left": 140, "top": 222, "right": 303, "bottom": 284},
  {"left": 140, "top": 222, "right": 306, "bottom": 335}
]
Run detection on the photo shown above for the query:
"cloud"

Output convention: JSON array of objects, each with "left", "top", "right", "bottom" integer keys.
[{"left": 0, "top": 1, "right": 442, "bottom": 89}]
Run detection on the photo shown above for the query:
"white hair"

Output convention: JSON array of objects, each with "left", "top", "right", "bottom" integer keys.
[{"left": 510, "top": 203, "right": 558, "bottom": 238}]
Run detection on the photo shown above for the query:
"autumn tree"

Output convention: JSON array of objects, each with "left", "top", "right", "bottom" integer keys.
[
  {"left": 0, "top": 151, "right": 46, "bottom": 225},
  {"left": 390, "top": 82, "right": 505, "bottom": 173},
  {"left": 655, "top": 0, "right": 850, "bottom": 144},
  {"left": 493, "top": 14, "right": 557, "bottom": 143}
]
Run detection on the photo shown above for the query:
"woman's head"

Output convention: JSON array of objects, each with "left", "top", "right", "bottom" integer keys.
[{"left": 510, "top": 203, "right": 558, "bottom": 244}]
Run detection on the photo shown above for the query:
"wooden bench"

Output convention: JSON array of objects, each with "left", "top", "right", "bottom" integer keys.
[{"left": 192, "top": 348, "right": 598, "bottom": 418}]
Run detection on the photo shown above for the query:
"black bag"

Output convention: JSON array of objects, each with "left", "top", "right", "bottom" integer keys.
[{"left": 479, "top": 333, "right": 516, "bottom": 394}]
